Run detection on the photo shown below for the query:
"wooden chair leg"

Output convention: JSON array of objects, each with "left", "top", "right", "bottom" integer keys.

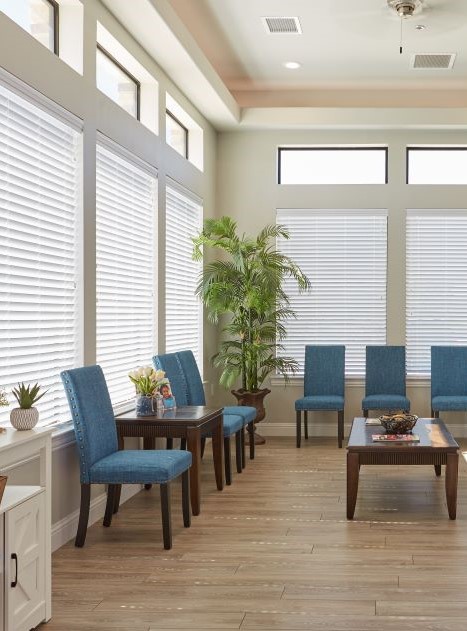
[
  {"left": 338, "top": 410, "right": 344, "bottom": 449},
  {"left": 304, "top": 411, "right": 309, "bottom": 440},
  {"left": 103, "top": 485, "right": 117, "bottom": 527},
  {"left": 363, "top": 409, "right": 369, "bottom": 418},
  {"left": 180, "top": 438, "right": 187, "bottom": 450},
  {"left": 75, "top": 484, "right": 91, "bottom": 548},
  {"left": 201, "top": 437, "right": 206, "bottom": 458},
  {"left": 166, "top": 438, "right": 173, "bottom": 450},
  {"left": 296, "top": 410, "right": 301, "bottom": 448},
  {"left": 181, "top": 470, "right": 191, "bottom": 528},
  {"left": 241, "top": 426, "right": 246, "bottom": 469},
  {"left": 248, "top": 422, "right": 255, "bottom": 460},
  {"left": 113, "top": 484, "right": 122, "bottom": 514},
  {"left": 160, "top": 483, "right": 172, "bottom": 550},
  {"left": 235, "top": 430, "right": 242, "bottom": 474},
  {"left": 434, "top": 410, "right": 440, "bottom": 418},
  {"left": 434, "top": 464, "right": 442, "bottom": 477},
  {"left": 224, "top": 437, "right": 232, "bottom": 485}
]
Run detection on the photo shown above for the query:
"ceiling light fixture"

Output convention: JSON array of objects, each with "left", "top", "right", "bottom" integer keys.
[
  {"left": 283, "top": 61, "right": 301, "bottom": 69},
  {"left": 387, "top": 0, "right": 424, "bottom": 55}
]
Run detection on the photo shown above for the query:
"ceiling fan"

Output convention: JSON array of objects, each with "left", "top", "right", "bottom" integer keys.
[{"left": 387, "top": 1, "right": 424, "bottom": 19}]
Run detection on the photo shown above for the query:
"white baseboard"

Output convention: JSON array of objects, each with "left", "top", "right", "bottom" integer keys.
[
  {"left": 51, "top": 484, "right": 141, "bottom": 552},
  {"left": 258, "top": 422, "right": 467, "bottom": 439}
]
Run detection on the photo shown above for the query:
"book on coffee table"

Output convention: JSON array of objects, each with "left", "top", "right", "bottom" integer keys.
[
  {"left": 372, "top": 434, "right": 420, "bottom": 443},
  {"left": 365, "top": 418, "right": 381, "bottom": 425}
]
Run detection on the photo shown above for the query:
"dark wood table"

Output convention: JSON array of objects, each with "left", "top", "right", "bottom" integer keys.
[
  {"left": 115, "top": 406, "right": 224, "bottom": 516},
  {"left": 347, "top": 417, "right": 459, "bottom": 520}
]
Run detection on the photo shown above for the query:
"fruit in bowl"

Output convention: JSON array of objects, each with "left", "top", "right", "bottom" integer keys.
[{"left": 379, "top": 412, "right": 418, "bottom": 434}]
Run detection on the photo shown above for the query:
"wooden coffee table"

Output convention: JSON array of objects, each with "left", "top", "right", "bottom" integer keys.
[{"left": 347, "top": 417, "right": 459, "bottom": 520}]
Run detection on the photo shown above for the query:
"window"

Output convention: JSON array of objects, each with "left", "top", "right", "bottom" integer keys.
[
  {"left": 407, "top": 147, "right": 467, "bottom": 185},
  {"left": 166, "top": 110, "right": 188, "bottom": 158},
  {"left": 0, "top": 81, "right": 82, "bottom": 427},
  {"left": 278, "top": 147, "right": 388, "bottom": 185},
  {"left": 0, "top": 0, "right": 58, "bottom": 53},
  {"left": 165, "top": 182, "right": 203, "bottom": 366},
  {"left": 96, "top": 45, "right": 140, "bottom": 119},
  {"left": 406, "top": 210, "right": 467, "bottom": 375},
  {"left": 96, "top": 141, "right": 157, "bottom": 406},
  {"left": 276, "top": 209, "right": 387, "bottom": 376}
]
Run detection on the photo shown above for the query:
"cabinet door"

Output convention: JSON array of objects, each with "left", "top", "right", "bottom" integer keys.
[{"left": 5, "top": 492, "right": 46, "bottom": 631}]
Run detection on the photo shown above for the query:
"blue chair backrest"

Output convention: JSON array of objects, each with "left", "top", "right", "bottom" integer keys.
[
  {"left": 304, "top": 345, "right": 345, "bottom": 397},
  {"left": 60, "top": 365, "right": 117, "bottom": 483},
  {"left": 176, "top": 350, "right": 206, "bottom": 405},
  {"left": 365, "top": 346, "right": 406, "bottom": 396},
  {"left": 431, "top": 346, "right": 467, "bottom": 397},
  {"left": 153, "top": 353, "right": 189, "bottom": 405}
]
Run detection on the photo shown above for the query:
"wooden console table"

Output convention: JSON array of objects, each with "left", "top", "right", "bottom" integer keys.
[
  {"left": 347, "top": 417, "right": 459, "bottom": 520},
  {"left": 115, "top": 406, "right": 224, "bottom": 516}
]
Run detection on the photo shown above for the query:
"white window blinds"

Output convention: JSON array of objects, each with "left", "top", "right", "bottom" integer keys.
[
  {"left": 276, "top": 209, "right": 387, "bottom": 376},
  {"left": 406, "top": 210, "right": 467, "bottom": 375},
  {"left": 165, "top": 182, "right": 202, "bottom": 366},
  {"left": 0, "top": 82, "right": 82, "bottom": 426},
  {"left": 96, "top": 142, "right": 157, "bottom": 405}
]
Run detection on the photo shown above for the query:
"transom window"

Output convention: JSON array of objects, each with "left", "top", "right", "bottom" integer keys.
[
  {"left": 0, "top": 0, "right": 58, "bottom": 53},
  {"left": 407, "top": 147, "right": 467, "bottom": 185},
  {"left": 96, "top": 45, "right": 140, "bottom": 119},
  {"left": 278, "top": 147, "right": 388, "bottom": 185},
  {"left": 166, "top": 110, "right": 189, "bottom": 159}
]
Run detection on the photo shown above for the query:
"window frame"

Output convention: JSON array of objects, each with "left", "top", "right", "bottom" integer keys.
[
  {"left": 47, "top": 0, "right": 59, "bottom": 55},
  {"left": 277, "top": 146, "right": 389, "bottom": 185},
  {"left": 406, "top": 146, "right": 467, "bottom": 185},
  {"left": 166, "top": 109, "right": 189, "bottom": 159},
  {"left": 96, "top": 43, "right": 141, "bottom": 120}
]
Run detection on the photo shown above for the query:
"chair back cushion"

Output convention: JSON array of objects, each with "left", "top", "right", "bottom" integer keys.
[
  {"left": 431, "top": 346, "right": 467, "bottom": 397},
  {"left": 153, "top": 353, "right": 189, "bottom": 405},
  {"left": 304, "top": 345, "right": 345, "bottom": 397},
  {"left": 176, "top": 350, "right": 206, "bottom": 406},
  {"left": 365, "top": 346, "right": 406, "bottom": 396},
  {"left": 60, "top": 365, "right": 118, "bottom": 483}
]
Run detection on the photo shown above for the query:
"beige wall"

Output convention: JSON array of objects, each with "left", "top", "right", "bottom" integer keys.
[
  {"left": 0, "top": 0, "right": 218, "bottom": 532},
  {"left": 215, "top": 128, "right": 467, "bottom": 437}
]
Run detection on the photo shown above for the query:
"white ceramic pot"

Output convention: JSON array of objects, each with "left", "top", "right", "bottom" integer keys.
[{"left": 10, "top": 407, "right": 39, "bottom": 430}]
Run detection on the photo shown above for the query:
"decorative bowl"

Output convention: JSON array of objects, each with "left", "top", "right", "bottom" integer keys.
[{"left": 379, "top": 412, "right": 418, "bottom": 434}]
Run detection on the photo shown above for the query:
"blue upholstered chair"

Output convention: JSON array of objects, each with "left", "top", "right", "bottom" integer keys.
[
  {"left": 295, "top": 346, "right": 345, "bottom": 448},
  {"left": 431, "top": 346, "right": 467, "bottom": 417},
  {"left": 362, "top": 346, "right": 410, "bottom": 417},
  {"left": 153, "top": 352, "right": 248, "bottom": 485},
  {"left": 61, "top": 365, "right": 192, "bottom": 549}
]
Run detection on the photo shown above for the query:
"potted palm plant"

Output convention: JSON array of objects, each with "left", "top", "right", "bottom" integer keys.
[{"left": 193, "top": 217, "right": 310, "bottom": 441}]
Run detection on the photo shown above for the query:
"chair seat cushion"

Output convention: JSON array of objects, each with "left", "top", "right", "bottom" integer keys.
[
  {"left": 90, "top": 449, "right": 192, "bottom": 484},
  {"left": 295, "top": 395, "right": 344, "bottom": 411},
  {"left": 203, "top": 414, "right": 244, "bottom": 438},
  {"left": 432, "top": 396, "right": 467, "bottom": 412},
  {"left": 362, "top": 394, "right": 410, "bottom": 411},
  {"left": 223, "top": 405, "right": 256, "bottom": 424}
]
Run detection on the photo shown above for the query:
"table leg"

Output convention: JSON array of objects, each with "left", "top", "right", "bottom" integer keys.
[
  {"left": 445, "top": 452, "right": 459, "bottom": 520},
  {"left": 187, "top": 428, "right": 201, "bottom": 516},
  {"left": 211, "top": 416, "right": 224, "bottom": 491},
  {"left": 347, "top": 452, "right": 360, "bottom": 520}
]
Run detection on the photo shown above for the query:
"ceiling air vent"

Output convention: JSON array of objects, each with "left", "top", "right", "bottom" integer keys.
[
  {"left": 261, "top": 16, "right": 302, "bottom": 34},
  {"left": 411, "top": 53, "right": 456, "bottom": 69}
]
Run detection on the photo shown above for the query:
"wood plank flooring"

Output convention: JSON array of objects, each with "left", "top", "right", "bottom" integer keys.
[{"left": 45, "top": 437, "right": 467, "bottom": 630}]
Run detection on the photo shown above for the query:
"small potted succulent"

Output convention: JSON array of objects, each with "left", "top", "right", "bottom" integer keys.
[{"left": 10, "top": 383, "right": 47, "bottom": 430}]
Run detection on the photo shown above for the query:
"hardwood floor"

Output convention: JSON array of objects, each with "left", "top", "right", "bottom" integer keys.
[{"left": 46, "top": 437, "right": 467, "bottom": 630}]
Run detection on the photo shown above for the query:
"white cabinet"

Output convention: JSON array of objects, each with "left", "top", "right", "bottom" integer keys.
[{"left": 3, "top": 489, "right": 46, "bottom": 631}]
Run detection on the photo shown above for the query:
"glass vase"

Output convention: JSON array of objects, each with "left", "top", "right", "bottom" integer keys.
[{"left": 135, "top": 395, "right": 155, "bottom": 417}]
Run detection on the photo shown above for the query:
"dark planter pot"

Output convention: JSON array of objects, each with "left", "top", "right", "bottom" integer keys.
[{"left": 231, "top": 388, "right": 271, "bottom": 445}]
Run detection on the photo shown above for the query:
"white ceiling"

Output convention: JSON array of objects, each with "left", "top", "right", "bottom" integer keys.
[{"left": 169, "top": 0, "right": 467, "bottom": 105}]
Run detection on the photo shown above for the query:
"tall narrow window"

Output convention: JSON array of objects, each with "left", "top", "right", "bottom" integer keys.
[
  {"left": 406, "top": 210, "right": 467, "bottom": 375},
  {"left": 96, "top": 142, "right": 157, "bottom": 406},
  {"left": 166, "top": 110, "right": 188, "bottom": 158},
  {"left": 96, "top": 46, "right": 140, "bottom": 119},
  {"left": 165, "top": 182, "right": 202, "bottom": 366},
  {"left": 0, "top": 0, "right": 58, "bottom": 53},
  {"left": 0, "top": 81, "right": 82, "bottom": 426},
  {"left": 276, "top": 209, "right": 387, "bottom": 376}
]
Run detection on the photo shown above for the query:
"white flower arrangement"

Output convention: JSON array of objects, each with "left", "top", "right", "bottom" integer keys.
[
  {"left": 0, "top": 388, "right": 8, "bottom": 408},
  {"left": 128, "top": 366, "right": 169, "bottom": 397}
]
